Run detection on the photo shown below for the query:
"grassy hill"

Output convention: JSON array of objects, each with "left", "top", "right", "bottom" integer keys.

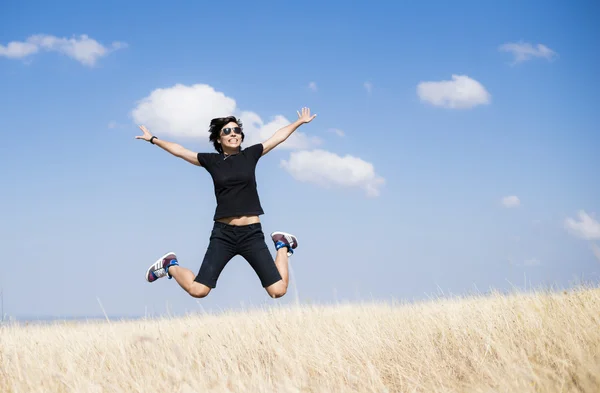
[{"left": 1, "top": 286, "right": 599, "bottom": 392}]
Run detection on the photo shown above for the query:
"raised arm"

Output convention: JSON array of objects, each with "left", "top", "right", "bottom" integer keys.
[
  {"left": 136, "top": 125, "right": 200, "bottom": 166},
  {"left": 261, "top": 107, "right": 316, "bottom": 156}
]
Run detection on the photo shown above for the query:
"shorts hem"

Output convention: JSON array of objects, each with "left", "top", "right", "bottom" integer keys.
[
  {"left": 261, "top": 274, "right": 283, "bottom": 288},
  {"left": 194, "top": 275, "right": 217, "bottom": 289}
]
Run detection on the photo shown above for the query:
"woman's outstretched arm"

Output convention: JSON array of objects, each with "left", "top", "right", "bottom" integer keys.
[
  {"left": 261, "top": 107, "right": 316, "bottom": 156},
  {"left": 136, "top": 125, "right": 200, "bottom": 166}
]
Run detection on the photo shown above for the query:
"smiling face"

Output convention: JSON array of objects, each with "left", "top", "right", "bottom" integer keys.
[{"left": 219, "top": 121, "right": 243, "bottom": 152}]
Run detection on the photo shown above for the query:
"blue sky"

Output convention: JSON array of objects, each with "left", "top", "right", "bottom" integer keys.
[{"left": 1, "top": 0, "right": 599, "bottom": 320}]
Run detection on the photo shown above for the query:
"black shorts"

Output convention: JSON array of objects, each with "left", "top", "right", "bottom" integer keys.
[{"left": 194, "top": 221, "right": 282, "bottom": 288}]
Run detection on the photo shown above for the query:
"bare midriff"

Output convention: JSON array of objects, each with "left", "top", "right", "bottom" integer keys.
[{"left": 216, "top": 215, "right": 261, "bottom": 226}]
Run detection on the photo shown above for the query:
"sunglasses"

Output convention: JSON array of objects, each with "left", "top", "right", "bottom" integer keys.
[{"left": 221, "top": 127, "right": 242, "bottom": 135}]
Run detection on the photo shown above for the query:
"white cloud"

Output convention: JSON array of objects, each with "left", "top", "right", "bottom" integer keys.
[
  {"left": 308, "top": 82, "right": 317, "bottom": 92},
  {"left": 0, "top": 41, "right": 38, "bottom": 58},
  {"left": 364, "top": 82, "right": 373, "bottom": 94},
  {"left": 499, "top": 41, "right": 557, "bottom": 64},
  {"left": 417, "top": 75, "right": 491, "bottom": 109},
  {"left": 565, "top": 211, "right": 600, "bottom": 264},
  {"left": 565, "top": 210, "right": 600, "bottom": 240},
  {"left": 0, "top": 34, "right": 126, "bottom": 66},
  {"left": 280, "top": 150, "right": 385, "bottom": 197},
  {"left": 130, "top": 83, "right": 322, "bottom": 150},
  {"left": 502, "top": 195, "right": 521, "bottom": 208},
  {"left": 328, "top": 128, "right": 345, "bottom": 137}
]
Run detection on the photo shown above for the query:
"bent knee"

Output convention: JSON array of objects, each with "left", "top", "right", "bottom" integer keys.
[
  {"left": 189, "top": 283, "right": 211, "bottom": 298},
  {"left": 266, "top": 282, "right": 287, "bottom": 298}
]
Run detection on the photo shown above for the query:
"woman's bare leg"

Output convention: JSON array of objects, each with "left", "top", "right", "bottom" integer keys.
[
  {"left": 167, "top": 266, "right": 211, "bottom": 298},
  {"left": 265, "top": 248, "right": 290, "bottom": 298},
  {"left": 274, "top": 247, "right": 289, "bottom": 285},
  {"left": 144, "top": 252, "right": 211, "bottom": 298},
  {"left": 265, "top": 231, "right": 298, "bottom": 298}
]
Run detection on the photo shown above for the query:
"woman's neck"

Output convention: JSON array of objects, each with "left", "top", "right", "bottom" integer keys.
[{"left": 222, "top": 147, "right": 239, "bottom": 156}]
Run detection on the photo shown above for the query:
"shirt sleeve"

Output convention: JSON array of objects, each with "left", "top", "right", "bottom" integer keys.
[
  {"left": 244, "top": 143, "right": 264, "bottom": 163},
  {"left": 197, "top": 152, "right": 214, "bottom": 169}
]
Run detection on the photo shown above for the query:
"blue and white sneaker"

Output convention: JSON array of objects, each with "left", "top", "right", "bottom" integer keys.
[
  {"left": 270, "top": 232, "right": 298, "bottom": 257},
  {"left": 145, "top": 252, "right": 179, "bottom": 282}
]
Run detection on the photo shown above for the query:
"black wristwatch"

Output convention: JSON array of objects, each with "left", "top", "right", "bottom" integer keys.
[{"left": 150, "top": 136, "right": 158, "bottom": 144}]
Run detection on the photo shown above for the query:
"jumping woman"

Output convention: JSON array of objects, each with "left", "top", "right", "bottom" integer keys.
[{"left": 135, "top": 107, "right": 316, "bottom": 299}]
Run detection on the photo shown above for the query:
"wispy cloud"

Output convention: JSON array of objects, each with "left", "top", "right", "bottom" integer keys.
[
  {"left": 502, "top": 195, "right": 521, "bottom": 208},
  {"left": 364, "top": 82, "right": 373, "bottom": 94},
  {"left": 508, "top": 256, "right": 542, "bottom": 267},
  {"left": 0, "top": 40, "right": 38, "bottom": 59},
  {"left": 417, "top": 75, "right": 491, "bottom": 109},
  {"left": 565, "top": 210, "right": 600, "bottom": 263},
  {"left": 591, "top": 244, "right": 600, "bottom": 263},
  {"left": 308, "top": 82, "right": 317, "bottom": 92},
  {"left": 108, "top": 121, "right": 128, "bottom": 130},
  {"left": 524, "top": 258, "right": 541, "bottom": 266},
  {"left": 565, "top": 210, "right": 600, "bottom": 240},
  {"left": 498, "top": 41, "right": 557, "bottom": 65},
  {"left": 328, "top": 128, "right": 345, "bottom": 138},
  {"left": 0, "top": 34, "right": 126, "bottom": 66}
]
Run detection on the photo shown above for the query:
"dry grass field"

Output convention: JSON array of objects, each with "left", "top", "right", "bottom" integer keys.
[{"left": 1, "top": 285, "right": 599, "bottom": 393}]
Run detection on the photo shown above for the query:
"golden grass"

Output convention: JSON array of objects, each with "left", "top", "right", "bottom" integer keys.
[{"left": 1, "top": 286, "right": 599, "bottom": 392}]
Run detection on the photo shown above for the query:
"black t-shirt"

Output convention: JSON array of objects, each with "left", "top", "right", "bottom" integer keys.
[{"left": 197, "top": 143, "right": 265, "bottom": 221}]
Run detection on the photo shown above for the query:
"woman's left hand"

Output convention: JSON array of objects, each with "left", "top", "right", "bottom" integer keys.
[{"left": 297, "top": 107, "right": 317, "bottom": 124}]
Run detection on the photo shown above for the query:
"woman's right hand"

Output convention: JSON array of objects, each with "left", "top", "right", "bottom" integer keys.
[
  {"left": 134, "top": 125, "right": 199, "bottom": 166},
  {"left": 135, "top": 125, "right": 153, "bottom": 142}
]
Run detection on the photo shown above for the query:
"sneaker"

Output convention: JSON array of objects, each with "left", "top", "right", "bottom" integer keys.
[
  {"left": 270, "top": 232, "right": 298, "bottom": 257},
  {"left": 145, "top": 252, "right": 179, "bottom": 282}
]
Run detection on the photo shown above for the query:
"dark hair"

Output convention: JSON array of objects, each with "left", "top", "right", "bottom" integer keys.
[{"left": 208, "top": 116, "right": 245, "bottom": 153}]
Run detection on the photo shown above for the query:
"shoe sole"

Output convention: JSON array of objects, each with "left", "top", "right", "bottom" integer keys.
[
  {"left": 270, "top": 232, "right": 298, "bottom": 247},
  {"left": 145, "top": 251, "right": 177, "bottom": 282},
  {"left": 271, "top": 232, "right": 298, "bottom": 258}
]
